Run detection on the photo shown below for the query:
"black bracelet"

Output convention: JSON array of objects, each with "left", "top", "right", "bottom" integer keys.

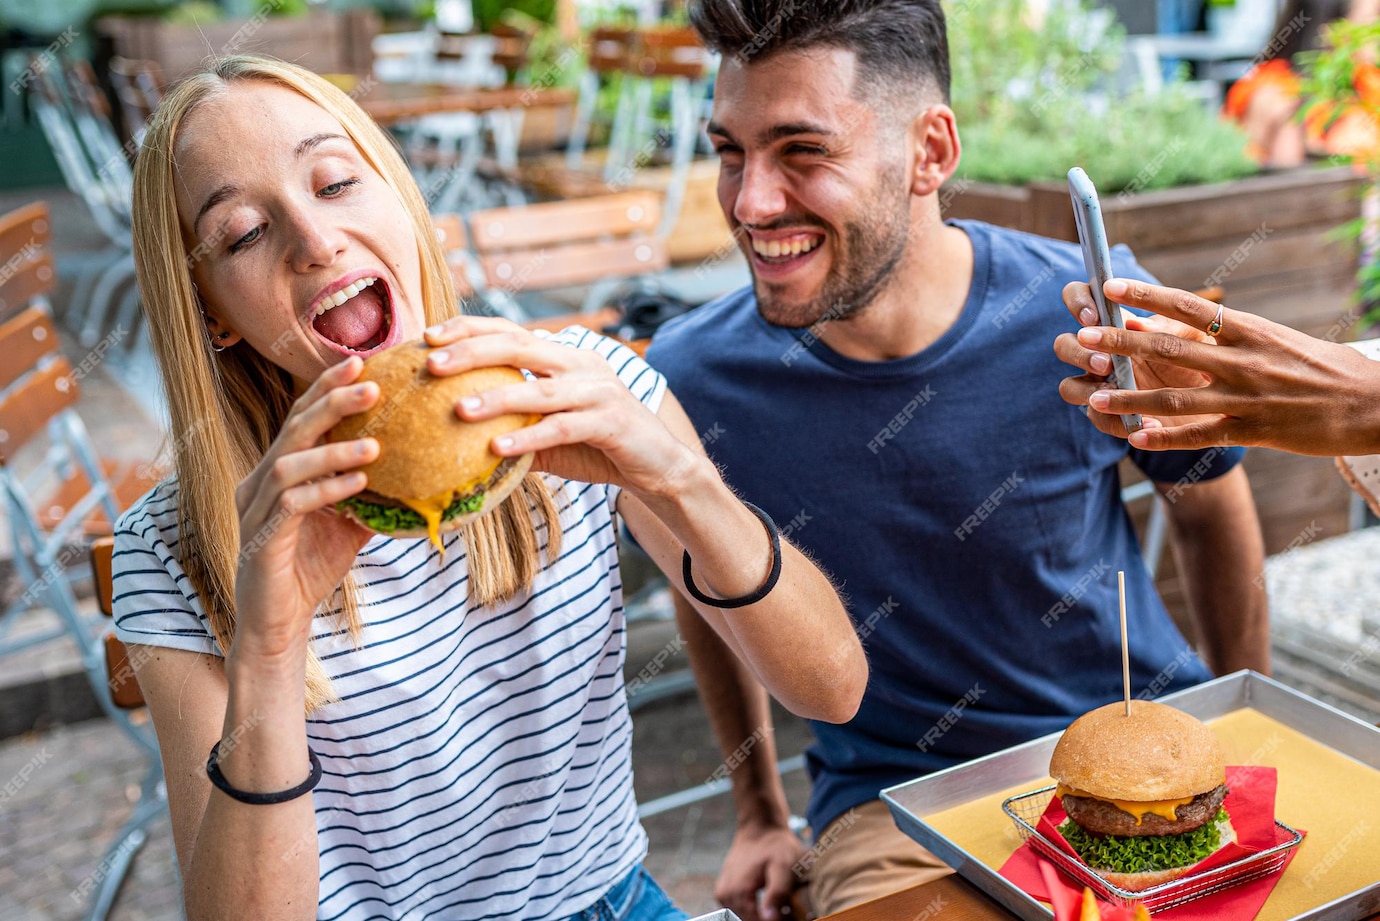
[
  {"left": 682, "top": 501, "right": 783, "bottom": 609},
  {"left": 207, "top": 741, "right": 322, "bottom": 805}
]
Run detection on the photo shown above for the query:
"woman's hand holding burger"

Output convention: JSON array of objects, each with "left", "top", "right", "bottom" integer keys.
[
  {"left": 423, "top": 316, "right": 701, "bottom": 500},
  {"left": 230, "top": 356, "right": 381, "bottom": 666}
]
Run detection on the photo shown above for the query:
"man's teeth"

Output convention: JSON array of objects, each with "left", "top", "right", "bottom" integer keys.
[
  {"left": 751, "top": 237, "right": 820, "bottom": 259},
  {"left": 313, "top": 276, "right": 378, "bottom": 316}
]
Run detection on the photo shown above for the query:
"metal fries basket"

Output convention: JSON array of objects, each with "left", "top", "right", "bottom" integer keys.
[{"left": 1002, "top": 785, "right": 1304, "bottom": 912}]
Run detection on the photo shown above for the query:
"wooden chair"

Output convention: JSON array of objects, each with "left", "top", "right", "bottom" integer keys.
[
  {"left": 88, "top": 536, "right": 169, "bottom": 921},
  {"left": 488, "top": 20, "right": 537, "bottom": 83},
  {"left": 462, "top": 189, "right": 668, "bottom": 319},
  {"left": 520, "top": 26, "right": 713, "bottom": 239},
  {"left": 0, "top": 201, "right": 56, "bottom": 321},
  {"left": 0, "top": 200, "right": 161, "bottom": 674},
  {"left": 0, "top": 204, "right": 165, "bottom": 918},
  {"left": 0, "top": 204, "right": 160, "bottom": 539},
  {"left": 432, "top": 212, "right": 478, "bottom": 300}
]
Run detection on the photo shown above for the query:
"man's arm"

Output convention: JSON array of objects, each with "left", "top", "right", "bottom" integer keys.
[
  {"left": 1157, "top": 465, "right": 1270, "bottom": 675},
  {"left": 673, "top": 590, "right": 804, "bottom": 921}
]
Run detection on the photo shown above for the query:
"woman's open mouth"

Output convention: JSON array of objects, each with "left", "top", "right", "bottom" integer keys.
[{"left": 311, "top": 275, "right": 397, "bottom": 355}]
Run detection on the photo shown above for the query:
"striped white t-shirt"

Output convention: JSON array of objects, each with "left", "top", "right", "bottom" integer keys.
[{"left": 113, "top": 329, "right": 667, "bottom": 920}]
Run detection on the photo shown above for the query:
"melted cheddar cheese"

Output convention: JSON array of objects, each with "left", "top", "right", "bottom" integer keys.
[
  {"left": 1055, "top": 783, "right": 1197, "bottom": 826},
  {"left": 400, "top": 468, "right": 497, "bottom": 553}
]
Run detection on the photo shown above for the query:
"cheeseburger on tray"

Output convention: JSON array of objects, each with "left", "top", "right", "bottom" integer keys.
[
  {"left": 327, "top": 339, "right": 535, "bottom": 550},
  {"left": 1049, "top": 700, "right": 1235, "bottom": 890}
]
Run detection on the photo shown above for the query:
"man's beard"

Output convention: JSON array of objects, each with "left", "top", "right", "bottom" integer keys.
[{"left": 752, "top": 192, "right": 911, "bottom": 332}]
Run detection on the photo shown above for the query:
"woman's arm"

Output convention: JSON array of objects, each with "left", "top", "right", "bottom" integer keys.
[
  {"left": 133, "top": 647, "right": 319, "bottom": 921},
  {"left": 421, "top": 317, "right": 867, "bottom": 723},
  {"left": 616, "top": 389, "right": 866, "bottom": 723},
  {"left": 132, "top": 357, "right": 384, "bottom": 920}
]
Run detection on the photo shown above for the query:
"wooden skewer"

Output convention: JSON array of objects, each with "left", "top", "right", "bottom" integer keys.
[{"left": 1119, "top": 570, "right": 1131, "bottom": 716}]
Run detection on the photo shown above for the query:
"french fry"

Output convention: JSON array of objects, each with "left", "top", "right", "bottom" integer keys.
[{"left": 1080, "top": 888, "right": 1101, "bottom": 921}]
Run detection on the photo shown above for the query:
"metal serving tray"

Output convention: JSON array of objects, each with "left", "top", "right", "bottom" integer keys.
[{"left": 881, "top": 671, "right": 1380, "bottom": 920}]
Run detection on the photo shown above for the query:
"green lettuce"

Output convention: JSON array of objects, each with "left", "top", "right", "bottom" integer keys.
[
  {"left": 338, "top": 492, "right": 487, "bottom": 534},
  {"left": 1058, "top": 809, "right": 1228, "bottom": 874}
]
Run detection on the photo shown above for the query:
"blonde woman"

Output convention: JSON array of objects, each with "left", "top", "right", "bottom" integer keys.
[{"left": 114, "top": 54, "right": 865, "bottom": 921}]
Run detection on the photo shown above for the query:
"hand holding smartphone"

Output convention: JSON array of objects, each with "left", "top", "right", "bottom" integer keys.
[{"left": 1068, "top": 167, "right": 1143, "bottom": 434}]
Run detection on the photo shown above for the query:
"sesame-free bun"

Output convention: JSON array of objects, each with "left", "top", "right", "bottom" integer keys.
[
  {"left": 326, "top": 339, "right": 535, "bottom": 508},
  {"left": 1050, "top": 700, "right": 1225, "bottom": 802}
]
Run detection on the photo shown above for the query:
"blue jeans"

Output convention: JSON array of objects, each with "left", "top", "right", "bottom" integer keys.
[{"left": 564, "top": 865, "right": 688, "bottom": 921}]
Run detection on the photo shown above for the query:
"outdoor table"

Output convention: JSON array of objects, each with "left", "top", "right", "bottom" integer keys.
[
  {"left": 354, "top": 81, "right": 576, "bottom": 126},
  {"left": 347, "top": 81, "right": 576, "bottom": 209}
]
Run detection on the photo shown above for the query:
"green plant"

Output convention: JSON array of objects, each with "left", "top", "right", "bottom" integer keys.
[
  {"left": 945, "top": 0, "right": 1259, "bottom": 192},
  {"left": 1296, "top": 18, "right": 1380, "bottom": 319},
  {"left": 472, "top": 0, "right": 555, "bottom": 33},
  {"left": 500, "top": 8, "right": 582, "bottom": 87}
]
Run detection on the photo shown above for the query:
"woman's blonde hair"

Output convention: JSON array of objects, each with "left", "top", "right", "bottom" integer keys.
[{"left": 131, "top": 55, "right": 562, "bottom": 711}]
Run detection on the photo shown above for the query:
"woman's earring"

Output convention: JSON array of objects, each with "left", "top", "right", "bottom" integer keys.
[{"left": 210, "top": 331, "right": 232, "bottom": 353}]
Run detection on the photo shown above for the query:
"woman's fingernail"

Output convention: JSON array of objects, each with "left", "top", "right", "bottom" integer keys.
[
  {"left": 494, "top": 436, "right": 514, "bottom": 451},
  {"left": 1090, "top": 392, "right": 1111, "bottom": 410},
  {"left": 1078, "top": 328, "right": 1104, "bottom": 346},
  {"left": 460, "top": 396, "right": 480, "bottom": 412},
  {"left": 1091, "top": 353, "right": 1110, "bottom": 374},
  {"left": 1079, "top": 308, "right": 1097, "bottom": 326},
  {"left": 430, "top": 351, "right": 449, "bottom": 366},
  {"left": 1105, "top": 279, "right": 1128, "bottom": 298},
  {"left": 425, "top": 323, "right": 444, "bottom": 337}
]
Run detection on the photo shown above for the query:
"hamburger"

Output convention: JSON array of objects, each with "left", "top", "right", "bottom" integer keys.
[
  {"left": 1049, "top": 700, "right": 1235, "bottom": 891},
  {"left": 326, "top": 339, "right": 535, "bottom": 550}
]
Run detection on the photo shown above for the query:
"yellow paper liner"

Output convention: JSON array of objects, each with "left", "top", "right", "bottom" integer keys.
[{"left": 922, "top": 708, "right": 1380, "bottom": 919}]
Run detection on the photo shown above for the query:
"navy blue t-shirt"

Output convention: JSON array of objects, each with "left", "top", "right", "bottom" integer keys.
[{"left": 646, "top": 220, "right": 1241, "bottom": 835}]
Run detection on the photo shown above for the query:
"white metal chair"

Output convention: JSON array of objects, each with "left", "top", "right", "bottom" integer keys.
[
  {"left": 107, "top": 56, "right": 165, "bottom": 148},
  {"left": 89, "top": 537, "right": 173, "bottom": 921},
  {"left": 28, "top": 59, "right": 141, "bottom": 351},
  {"left": 526, "top": 26, "right": 715, "bottom": 240}
]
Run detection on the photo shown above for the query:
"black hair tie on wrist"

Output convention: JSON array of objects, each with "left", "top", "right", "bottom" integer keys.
[
  {"left": 207, "top": 741, "right": 322, "bottom": 805},
  {"left": 682, "top": 501, "right": 783, "bottom": 609}
]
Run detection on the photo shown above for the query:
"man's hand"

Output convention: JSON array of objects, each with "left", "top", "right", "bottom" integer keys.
[{"left": 717, "top": 822, "right": 806, "bottom": 921}]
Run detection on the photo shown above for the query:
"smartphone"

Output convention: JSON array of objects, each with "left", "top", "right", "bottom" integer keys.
[{"left": 1068, "top": 167, "right": 1143, "bottom": 434}]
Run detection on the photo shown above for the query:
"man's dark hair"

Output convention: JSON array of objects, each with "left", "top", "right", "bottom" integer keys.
[{"left": 689, "top": 0, "right": 950, "bottom": 103}]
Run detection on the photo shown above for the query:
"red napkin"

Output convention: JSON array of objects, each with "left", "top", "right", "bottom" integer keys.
[
  {"left": 1000, "top": 766, "right": 1305, "bottom": 919},
  {"left": 1038, "top": 862, "right": 1148, "bottom": 920}
]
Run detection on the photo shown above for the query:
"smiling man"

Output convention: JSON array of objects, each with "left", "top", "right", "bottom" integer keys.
[{"left": 645, "top": 1, "right": 1271, "bottom": 917}]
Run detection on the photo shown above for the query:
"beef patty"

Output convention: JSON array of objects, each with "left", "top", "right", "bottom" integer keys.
[{"left": 1061, "top": 784, "right": 1227, "bottom": 837}]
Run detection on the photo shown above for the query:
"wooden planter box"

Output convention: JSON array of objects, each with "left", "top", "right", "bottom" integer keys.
[
  {"left": 95, "top": 10, "right": 380, "bottom": 85},
  {"left": 945, "top": 167, "right": 1368, "bottom": 634}
]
